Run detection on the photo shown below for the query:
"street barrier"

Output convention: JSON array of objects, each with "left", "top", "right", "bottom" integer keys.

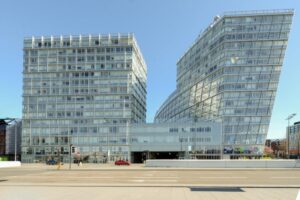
[
  {"left": 145, "top": 159, "right": 300, "bottom": 168},
  {"left": 0, "top": 161, "right": 21, "bottom": 168}
]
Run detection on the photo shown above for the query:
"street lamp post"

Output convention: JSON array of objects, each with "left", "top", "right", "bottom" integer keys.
[
  {"left": 123, "top": 73, "right": 131, "bottom": 162},
  {"left": 286, "top": 113, "right": 296, "bottom": 159},
  {"left": 298, "top": 134, "right": 300, "bottom": 159},
  {"left": 220, "top": 119, "right": 223, "bottom": 160},
  {"left": 211, "top": 114, "right": 223, "bottom": 160},
  {"left": 69, "top": 144, "right": 73, "bottom": 170},
  {"left": 180, "top": 137, "right": 183, "bottom": 158},
  {"left": 14, "top": 121, "right": 17, "bottom": 161},
  {"left": 125, "top": 73, "right": 131, "bottom": 162}
]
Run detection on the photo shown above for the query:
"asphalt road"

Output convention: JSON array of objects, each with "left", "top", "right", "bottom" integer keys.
[
  {"left": 0, "top": 164, "right": 299, "bottom": 200},
  {"left": 1, "top": 164, "right": 300, "bottom": 186}
]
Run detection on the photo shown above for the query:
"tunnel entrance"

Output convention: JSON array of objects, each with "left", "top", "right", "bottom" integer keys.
[
  {"left": 131, "top": 151, "right": 180, "bottom": 163},
  {"left": 150, "top": 152, "right": 179, "bottom": 159},
  {"left": 131, "top": 152, "right": 145, "bottom": 163}
]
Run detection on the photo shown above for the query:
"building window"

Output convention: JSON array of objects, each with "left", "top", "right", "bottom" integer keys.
[{"left": 169, "top": 128, "right": 178, "bottom": 133}]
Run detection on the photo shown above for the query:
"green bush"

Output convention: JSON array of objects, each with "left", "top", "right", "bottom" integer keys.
[{"left": 0, "top": 156, "right": 9, "bottom": 161}]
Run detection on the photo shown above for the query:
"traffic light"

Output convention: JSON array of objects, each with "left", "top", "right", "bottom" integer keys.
[{"left": 71, "top": 146, "right": 76, "bottom": 153}]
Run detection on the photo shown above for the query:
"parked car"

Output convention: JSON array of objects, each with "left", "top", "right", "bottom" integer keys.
[
  {"left": 46, "top": 159, "right": 57, "bottom": 165},
  {"left": 115, "top": 160, "right": 130, "bottom": 165}
]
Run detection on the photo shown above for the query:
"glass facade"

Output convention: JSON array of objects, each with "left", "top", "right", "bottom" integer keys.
[
  {"left": 130, "top": 121, "right": 222, "bottom": 161},
  {"left": 6, "top": 120, "right": 22, "bottom": 157},
  {"left": 155, "top": 10, "right": 294, "bottom": 157},
  {"left": 287, "top": 122, "right": 300, "bottom": 158},
  {"left": 22, "top": 34, "right": 147, "bottom": 163}
]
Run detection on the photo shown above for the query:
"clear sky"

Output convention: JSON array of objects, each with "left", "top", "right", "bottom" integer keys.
[{"left": 0, "top": 0, "right": 299, "bottom": 139}]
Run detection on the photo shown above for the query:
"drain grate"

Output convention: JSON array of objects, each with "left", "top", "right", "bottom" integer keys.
[{"left": 190, "top": 187, "right": 244, "bottom": 192}]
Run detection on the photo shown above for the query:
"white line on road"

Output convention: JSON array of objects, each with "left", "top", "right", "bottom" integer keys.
[
  {"left": 12, "top": 176, "right": 115, "bottom": 179},
  {"left": 11, "top": 176, "right": 179, "bottom": 180},
  {"left": 144, "top": 174, "right": 154, "bottom": 176},
  {"left": 132, "top": 177, "right": 178, "bottom": 179},
  {"left": 131, "top": 180, "right": 144, "bottom": 183},
  {"left": 130, "top": 179, "right": 178, "bottom": 182},
  {"left": 296, "top": 190, "right": 300, "bottom": 200},
  {"left": 271, "top": 177, "right": 300, "bottom": 179},
  {"left": 194, "top": 177, "right": 247, "bottom": 179}
]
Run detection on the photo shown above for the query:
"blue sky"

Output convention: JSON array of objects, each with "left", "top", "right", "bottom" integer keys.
[{"left": 0, "top": 0, "right": 299, "bottom": 139}]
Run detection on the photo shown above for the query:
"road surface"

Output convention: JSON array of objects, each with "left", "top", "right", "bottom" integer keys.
[{"left": 0, "top": 164, "right": 299, "bottom": 200}]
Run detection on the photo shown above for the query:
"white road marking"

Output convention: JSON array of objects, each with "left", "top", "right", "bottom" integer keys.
[
  {"left": 11, "top": 176, "right": 247, "bottom": 179},
  {"left": 14, "top": 176, "right": 114, "bottom": 179},
  {"left": 72, "top": 177, "right": 114, "bottom": 179},
  {"left": 144, "top": 174, "right": 153, "bottom": 176},
  {"left": 130, "top": 179, "right": 177, "bottom": 182},
  {"left": 132, "top": 177, "right": 178, "bottom": 179},
  {"left": 271, "top": 177, "right": 300, "bottom": 179},
  {"left": 153, "top": 180, "right": 178, "bottom": 182},
  {"left": 131, "top": 180, "right": 145, "bottom": 182},
  {"left": 194, "top": 177, "right": 247, "bottom": 179},
  {"left": 296, "top": 190, "right": 300, "bottom": 200}
]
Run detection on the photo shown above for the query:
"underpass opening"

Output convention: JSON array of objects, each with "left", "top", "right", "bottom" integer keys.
[
  {"left": 131, "top": 151, "right": 180, "bottom": 163},
  {"left": 131, "top": 152, "right": 144, "bottom": 163},
  {"left": 150, "top": 152, "right": 179, "bottom": 159}
]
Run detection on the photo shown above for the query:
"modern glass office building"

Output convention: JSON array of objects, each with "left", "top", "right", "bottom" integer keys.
[
  {"left": 21, "top": 10, "right": 294, "bottom": 162},
  {"left": 22, "top": 34, "right": 147, "bottom": 163},
  {"left": 155, "top": 10, "right": 294, "bottom": 158},
  {"left": 287, "top": 121, "right": 300, "bottom": 159}
]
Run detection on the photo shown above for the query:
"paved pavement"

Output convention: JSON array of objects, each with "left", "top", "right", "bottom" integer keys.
[
  {"left": 0, "top": 164, "right": 299, "bottom": 200},
  {"left": 1, "top": 186, "right": 299, "bottom": 200}
]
